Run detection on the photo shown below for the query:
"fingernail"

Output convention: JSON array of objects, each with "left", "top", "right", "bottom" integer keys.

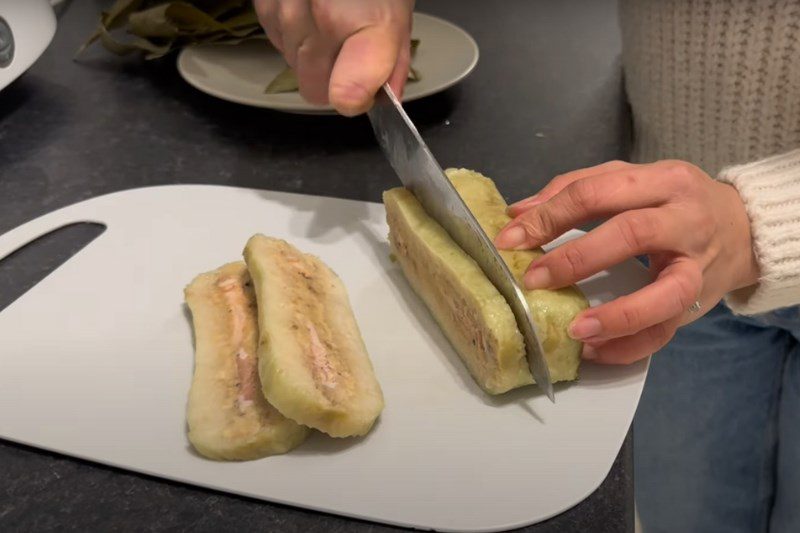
[
  {"left": 568, "top": 317, "right": 602, "bottom": 340},
  {"left": 524, "top": 266, "right": 552, "bottom": 290},
  {"left": 495, "top": 226, "right": 527, "bottom": 249},
  {"left": 582, "top": 345, "right": 598, "bottom": 360}
]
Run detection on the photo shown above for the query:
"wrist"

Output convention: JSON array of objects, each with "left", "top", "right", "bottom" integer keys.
[{"left": 719, "top": 182, "right": 760, "bottom": 290}]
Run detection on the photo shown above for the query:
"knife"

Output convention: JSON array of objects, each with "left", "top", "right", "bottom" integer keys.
[{"left": 367, "top": 84, "right": 555, "bottom": 402}]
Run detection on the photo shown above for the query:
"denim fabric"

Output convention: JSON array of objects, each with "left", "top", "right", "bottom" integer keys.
[{"left": 634, "top": 303, "right": 800, "bottom": 533}]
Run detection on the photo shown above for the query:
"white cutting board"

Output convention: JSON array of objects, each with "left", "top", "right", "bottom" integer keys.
[{"left": 0, "top": 185, "right": 649, "bottom": 532}]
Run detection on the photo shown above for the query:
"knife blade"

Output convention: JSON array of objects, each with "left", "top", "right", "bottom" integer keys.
[{"left": 367, "top": 84, "right": 554, "bottom": 402}]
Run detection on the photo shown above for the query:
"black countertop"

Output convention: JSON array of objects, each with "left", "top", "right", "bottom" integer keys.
[{"left": 0, "top": 0, "right": 632, "bottom": 531}]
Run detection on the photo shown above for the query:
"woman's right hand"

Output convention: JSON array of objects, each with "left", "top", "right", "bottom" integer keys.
[{"left": 254, "top": 0, "right": 415, "bottom": 116}]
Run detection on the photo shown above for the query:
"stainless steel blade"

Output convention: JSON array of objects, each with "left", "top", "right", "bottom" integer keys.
[{"left": 368, "top": 84, "right": 554, "bottom": 402}]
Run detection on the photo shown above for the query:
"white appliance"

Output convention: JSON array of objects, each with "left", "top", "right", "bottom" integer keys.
[{"left": 0, "top": 0, "right": 56, "bottom": 91}]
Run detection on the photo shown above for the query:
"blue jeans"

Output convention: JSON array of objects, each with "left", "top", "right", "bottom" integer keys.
[{"left": 634, "top": 303, "right": 800, "bottom": 533}]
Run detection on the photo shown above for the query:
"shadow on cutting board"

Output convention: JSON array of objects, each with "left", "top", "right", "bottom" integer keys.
[
  {"left": 290, "top": 420, "right": 380, "bottom": 456},
  {"left": 248, "top": 188, "right": 376, "bottom": 243}
]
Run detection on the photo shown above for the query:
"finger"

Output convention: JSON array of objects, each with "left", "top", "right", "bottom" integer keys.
[
  {"left": 255, "top": 0, "right": 284, "bottom": 52},
  {"left": 295, "top": 35, "right": 338, "bottom": 104},
  {"left": 522, "top": 208, "right": 682, "bottom": 289},
  {"left": 387, "top": 34, "right": 412, "bottom": 99},
  {"left": 507, "top": 160, "right": 632, "bottom": 217},
  {"left": 278, "top": 0, "right": 315, "bottom": 68},
  {"left": 495, "top": 166, "right": 674, "bottom": 250},
  {"left": 581, "top": 316, "right": 681, "bottom": 365},
  {"left": 567, "top": 258, "right": 702, "bottom": 341},
  {"left": 329, "top": 24, "right": 403, "bottom": 116}
]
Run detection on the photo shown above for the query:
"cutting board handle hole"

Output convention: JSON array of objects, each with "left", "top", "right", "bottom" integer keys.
[{"left": 0, "top": 222, "right": 106, "bottom": 313}]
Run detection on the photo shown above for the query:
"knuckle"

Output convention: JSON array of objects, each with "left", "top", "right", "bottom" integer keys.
[
  {"left": 646, "top": 322, "right": 675, "bottom": 350},
  {"left": 690, "top": 210, "right": 716, "bottom": 245},
  {"left": 542, "top": 173, "right": 570, "bottom": 195},
  {"left": 697, "top": 209, "right": 715, "bottom": 230},
  {"left": 659, "top": 160, "right": 699, "bottom": 191},
  {"left": 567, "top": 179, "right": 600, "bottom": 212},
  {"left": 517, "top": 212, "right": 551, "bottom": 243},
  {"left": 277, "top": 2, "right": 296, "bottom": 27},
  {"left": 617, "top": 212, "right": 660, "bottom": 253},
  {"left": 605, "top": 160, "right": 632, "bottom": 173},
  {"left": 550, "top": 172, "right": 572, "bottom": 187},
  {"left": 622, "top": 171, "right": 641, "bottom": 188},
  {"left": 671, "top": 268, "right": 701, "bottom": 310},
  {"left": 378, "top": 3, "right": 410, "bottom": 28},
  {"left": 295, "top": 35, "right": 317, "bottom": 61},
  {"left": 309, "top": 0, "right": 338, "bottom": 32},
  {"left": 621, "top": 304, "right": 644, "bottom": 332},
  {"left": 519, "top": 214, "right": 548, "bottom": 241},
  {"left": 634, "top": 212, "right": 661, "bottom": 242},
  {"left": 290, "top": 35, "right": 314, "bottom": 64},
  {"left": 558, "top": 245, "right": 587, "bottom": 279},
  {"left": 660, "top": 159, "right": 693, "bottom": 177},
  {"left": 255, "top": 1, "right": 279, "bottom": 31}
]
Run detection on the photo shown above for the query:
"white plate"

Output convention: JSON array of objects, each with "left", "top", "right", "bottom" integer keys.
[
  {"left": 176, "top": 12, "right": 479, "bottom": 113},
  {"left": 0, "top": 185, "right": 649, "bottom": 532}
]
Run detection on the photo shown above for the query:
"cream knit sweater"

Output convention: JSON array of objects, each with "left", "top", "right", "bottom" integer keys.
[{"left": 619, "top": 0, "right": 800, "bottom": 315}]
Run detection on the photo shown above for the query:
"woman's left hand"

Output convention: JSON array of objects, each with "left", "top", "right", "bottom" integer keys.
[{"left": 495, "top": 160, "right": 760, "bottom": 364}]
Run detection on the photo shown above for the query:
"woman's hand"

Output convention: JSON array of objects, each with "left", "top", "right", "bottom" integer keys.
[
  {"left": 496, "top": 160, "right": 760, "bottom": 364},
  {"left": 254, "top": 0, "right": 414, "bottom": 115}
]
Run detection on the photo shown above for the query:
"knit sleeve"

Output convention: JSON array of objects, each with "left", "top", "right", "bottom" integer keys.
[{"left": 717, "top": 148, "right": 800, "bottom": 315}]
